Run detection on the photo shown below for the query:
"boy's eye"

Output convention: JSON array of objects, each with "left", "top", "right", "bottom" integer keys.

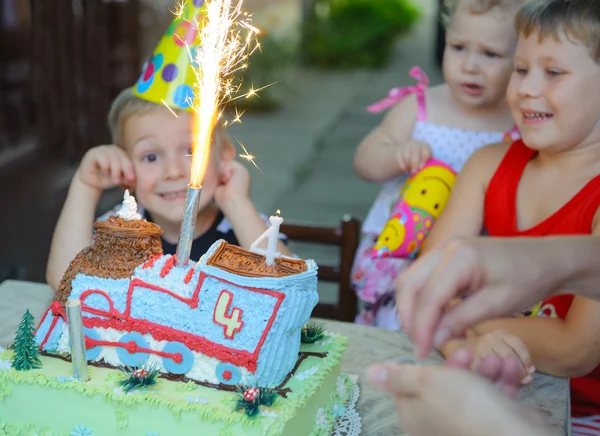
[
  {"left": 450, "top": 44, "right": 464, "bottom": 52},
  {"left": 143, "top": 153, "right": 158, "bottom": 163},
  {"left": 546, "top": 69, "right": 563, "bottom": 78},
  {"left": 514, "top": 67, "right": 528, "bottom": 75},
  {"left": 484, "top": 51, "right": 500, "bottom": 59},
  {"left": 187, "top": 148, "right": 193, "bottom": 156}
]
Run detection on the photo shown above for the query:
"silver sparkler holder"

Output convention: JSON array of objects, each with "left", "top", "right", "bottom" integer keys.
[
  {"left": 176, "top": 186, "right": 202, "bottom": 266},
  {"left": 66, "top": 299, "right": 89, "bottom": 381}
]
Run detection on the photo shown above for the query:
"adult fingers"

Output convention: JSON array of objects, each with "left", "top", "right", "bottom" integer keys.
[
  {"left": 444, "top": 347, "right": 474, "bottom": 369},
  {"left": 496, "top": 356, "right": 524, "bottom": 398},
  {"left": 366, "top": 363, "right": 424, "bottom": 398},
  {"left": 411, "top": 253, "right": 475, "bottom": 357},
  {"left": 396, "top": 250, "right": 441, "bottom": 334},
  {"left": 436, "top": 287, "right": 523, "bottom": 347}
]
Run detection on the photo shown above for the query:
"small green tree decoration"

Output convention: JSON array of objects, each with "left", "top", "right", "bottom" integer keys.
[
  {"left": 301, "top": 322, "right": 326, "bottom": 343},
  {"left": 119, "top": 365, "right": 160, "bottom": 393},
  {"left": 11, "top": 310, "right": 42, "bottom": 371}
]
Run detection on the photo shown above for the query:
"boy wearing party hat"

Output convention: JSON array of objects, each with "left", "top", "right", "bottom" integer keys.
[{"left": 46, "top": 2, "right": 290, "bottom": 291}]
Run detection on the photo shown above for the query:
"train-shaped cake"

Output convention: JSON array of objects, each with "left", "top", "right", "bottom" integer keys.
[{"left": 35, "top": 216, "right": 318, "bottom": 388}]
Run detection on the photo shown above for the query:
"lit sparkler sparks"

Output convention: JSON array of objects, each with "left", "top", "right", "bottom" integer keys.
[
  {"left": 236, "top": 137, "right": 262, "bottom": 173},
  {"left": 181, "top": 0, "right": 260, "bottom": 188},
  {"left": 174, "top": 0, "right": 261, "bottom": 266}
]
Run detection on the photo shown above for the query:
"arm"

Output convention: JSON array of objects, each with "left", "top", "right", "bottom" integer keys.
[
  {"left": 353, "top": 94, "right": 418, "bottom": 183},
  {"left": 420, "top": 143, "right": 508, "bottom": 255},
  {"left": 46, "top": 145, "right": 134, "bottom": 291},
  {"left": 469, "top": 297, "right": 600, "bottom": 378},
  {"left": 399, "top": 235, "right": 600, "bottom": 359},
  {"left": 456, "top": 208, "right": 600, "bottom": 378},
  {"left": 46, "top": 174, "right": 102, "bottom": 291}
]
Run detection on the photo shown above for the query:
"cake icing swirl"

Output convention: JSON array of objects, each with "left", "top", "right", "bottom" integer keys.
[
  {"left": 54, "top": 215, "right": 163, "bottom": 303},
  {"left": 117, "top": 190, "right": 142, "bottom": 221}
]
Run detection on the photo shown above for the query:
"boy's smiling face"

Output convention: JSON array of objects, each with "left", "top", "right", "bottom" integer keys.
[
  {"left": 121, "top": 108, "right": 227, "bottom": 228},
  {"left": 507, "top": 30, "right": 600, "bottom": 152}
]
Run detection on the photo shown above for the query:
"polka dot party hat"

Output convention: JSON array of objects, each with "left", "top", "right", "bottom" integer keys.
[{"left": 133, "top": 0, "right": 207, "bottom": 111}]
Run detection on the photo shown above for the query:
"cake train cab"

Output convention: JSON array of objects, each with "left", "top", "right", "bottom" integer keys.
[{"left": 35, "top": 239, "right": 319, "bottom": 388}]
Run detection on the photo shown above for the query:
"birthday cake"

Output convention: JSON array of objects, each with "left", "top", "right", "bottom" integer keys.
[{"left": 0, "top": 195, "right": 354, "bottom": 435}]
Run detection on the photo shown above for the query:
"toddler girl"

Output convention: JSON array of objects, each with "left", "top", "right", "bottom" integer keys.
[{"left": 352, "top": 0, "right": 523, "bottom": 328}]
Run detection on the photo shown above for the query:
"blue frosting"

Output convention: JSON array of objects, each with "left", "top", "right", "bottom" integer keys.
[
  {"left": 35, "top": 310, "right": 64, "bottom": 351},
  {"left": 41, "top": 240, "right": 319, "bottom": 387},
  {"left": 116, "top": 332, "right": 150, "bottom": 367}
]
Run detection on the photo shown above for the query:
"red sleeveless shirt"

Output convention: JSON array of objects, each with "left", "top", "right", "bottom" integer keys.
[{"left": 484, "top": 139, "right": 600, "bottom": 418}]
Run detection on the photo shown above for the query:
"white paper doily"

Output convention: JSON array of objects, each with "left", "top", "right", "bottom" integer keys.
[{"left": 332, "top": 381, "right": 361, "bottom": 436}]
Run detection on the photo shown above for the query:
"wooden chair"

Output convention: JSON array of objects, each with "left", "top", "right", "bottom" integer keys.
[{"left": 280, "top": 215, "right": 361, "bottom": 322}]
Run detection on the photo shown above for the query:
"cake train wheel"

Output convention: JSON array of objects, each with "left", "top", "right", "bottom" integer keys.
[
  {"left": 161, "top": 342, "right": 194, "bottom": 374},
  {"left": 68, "top": 327, "right": 101, "bottom": 361},
  {"left": 216, "top": 362, "right": 241, "bottom": 385},
  {"left": 83, "top": 328, "right": 102, "bottom": 361},
  {"left": 116, "top": 332, "right": 150, "bottom": 367}
]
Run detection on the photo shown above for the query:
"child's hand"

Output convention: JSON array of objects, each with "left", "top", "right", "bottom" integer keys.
[
  {"left": 470, "top": 330, "right": 534, "bottom": 386},
  {"left": 78, "top": 145, "right": 135, "bottom": 191},
  {"left": 397, "top": 140, "right": 432, "bottom": 174},
  {"left": 214, "top": 160, "right": 251, "bottom": 208}
]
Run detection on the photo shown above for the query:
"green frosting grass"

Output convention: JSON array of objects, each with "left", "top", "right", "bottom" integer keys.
[{"left": 0, "top": 334, "right": 351, "bottom": 436}]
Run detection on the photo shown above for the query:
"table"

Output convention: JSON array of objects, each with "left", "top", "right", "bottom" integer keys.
[{"left": 0, "top": 280, "right": 570, "bottom": 435}]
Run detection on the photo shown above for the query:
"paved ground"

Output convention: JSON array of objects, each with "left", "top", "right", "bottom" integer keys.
[{"left": 226, "top": 0, "right": 442, "bottom": 302}]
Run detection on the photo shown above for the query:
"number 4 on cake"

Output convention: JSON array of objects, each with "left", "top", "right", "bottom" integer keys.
[{"left": 213, "top": 290, "right": 244, "bottom": 339}]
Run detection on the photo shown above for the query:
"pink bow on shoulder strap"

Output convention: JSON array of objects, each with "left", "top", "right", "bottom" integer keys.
[{"left": 367, "top": 66, "right": 430, "bottom": 114}]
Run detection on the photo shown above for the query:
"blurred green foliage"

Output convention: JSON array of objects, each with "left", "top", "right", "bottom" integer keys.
[
  {"left": 230, "top": 35, "right": 297, "bottom": 112},
  {"left": 303, "top": 0, "right": 421, "bottom": 69}
]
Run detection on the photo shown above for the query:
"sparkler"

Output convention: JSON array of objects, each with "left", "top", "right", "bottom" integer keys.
[{"left": 175, "top": 0, "right": 260, "bottom": 266}]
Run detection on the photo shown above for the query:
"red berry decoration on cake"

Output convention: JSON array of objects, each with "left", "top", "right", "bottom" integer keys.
[{"left": 244, "top": 387, "right": 259, "bottom": 402}]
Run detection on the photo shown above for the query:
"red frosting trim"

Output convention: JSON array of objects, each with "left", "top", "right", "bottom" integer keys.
[
  {"left": 83, "top": 316, "right": 257, "bottom": 370},
  {"left": 160, "top": 256, "right": 177, "bottom": 277},
  {"left": 142, "top": 255, "right": 162, "bottom": 269},
  {"left": 184, "top": 268, "right": 195, "bottom": 284},
  {"left": 76, "top": 274, "right": 285, "bottom": 373},
  {"left": 80, "top": 289, "right": 125, "bottom": 319},
  {"left": 85, "top": 337, "right": 183, "bottom": 363},
  {"left": 36, "top": 301, "right": 67, "bottom": 349}
]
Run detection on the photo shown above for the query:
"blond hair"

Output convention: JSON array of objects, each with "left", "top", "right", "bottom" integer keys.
[
  {"left": 515, "top": 0, "right": 600, "bottom": 63},
  {"left": 107, "top": 87, "right": 170, "bottom": 146},
  {"left": 443, "top": 0, "right": 527, "bottom": 26},
  {"left": 107, "top": 87, "right": 231, "bottom": 149}
]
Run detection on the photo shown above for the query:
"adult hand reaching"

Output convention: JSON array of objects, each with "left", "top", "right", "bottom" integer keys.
[
  {"left": 396, "top": 236, "right": 600, "bottom": 358},
  {"left": 366, "top": 349, "right": 553, "bottom": 436}
]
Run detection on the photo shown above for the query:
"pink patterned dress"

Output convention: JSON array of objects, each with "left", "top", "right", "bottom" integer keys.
[{"left": 353, "top": 66, "right": 520, "bottom": 329}]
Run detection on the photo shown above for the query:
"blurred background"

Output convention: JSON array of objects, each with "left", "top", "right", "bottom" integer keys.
[{"left": 0, "top": 0, "right": 443, "bottom": 303}]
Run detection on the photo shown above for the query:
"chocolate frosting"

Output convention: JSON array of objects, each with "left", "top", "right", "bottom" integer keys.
[
  {"left": 55, "top": 216, "right": 163, "bottom": 303},
  {"left": 207, "top": 242, "right": 307, "bottom": 277}
]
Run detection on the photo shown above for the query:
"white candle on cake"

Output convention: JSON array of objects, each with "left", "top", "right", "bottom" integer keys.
[{"left": 251, "top": 210, "right": 283, "bottom": 266}]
